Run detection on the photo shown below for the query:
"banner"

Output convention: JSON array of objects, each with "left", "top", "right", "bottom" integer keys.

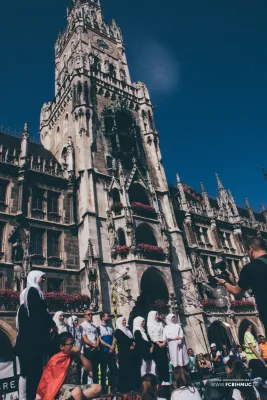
[{"left": 0, "top": 360, "right": 19, "bottom": 399}]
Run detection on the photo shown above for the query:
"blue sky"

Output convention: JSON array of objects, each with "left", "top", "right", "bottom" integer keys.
[{"left": 0, "top": 0, "right": 266, "bottom": 210}]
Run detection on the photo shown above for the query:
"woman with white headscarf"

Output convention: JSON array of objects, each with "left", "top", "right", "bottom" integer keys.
[
  {"left": 133, "top": 316, "right": 156, "bottom": 377},
  {"left": 115, "top": 316, "right": 140, "bottom": 392},
  {"left": 163, "top": 313, "right": 189, "bottom": 368},
  {"left": 14, "top": 270, "right": 55, "bottom": 400},
  {"left": 147, "top": 311, "right": 170, "bottom": 384},
  {"left": 53, "top": 311, "right": 68, "bottom": 334},
  {"left": 68, "top": 315, "right": 83, "bottom": 351}
]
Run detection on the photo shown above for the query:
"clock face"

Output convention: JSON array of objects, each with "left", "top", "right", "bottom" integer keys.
[{"left": 92, "top": 35, "right": 113, "bottom": 54}]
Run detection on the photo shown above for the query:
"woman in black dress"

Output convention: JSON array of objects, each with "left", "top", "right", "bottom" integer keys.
[
  {"left": 115, "top": 316, "right": 140, "bottom": 392},
  {"left": 133, "top": 316, "right": 156, "bottom": 377},
  {"left": 15, "top": 270, "right": 55, "bottom": 400}
]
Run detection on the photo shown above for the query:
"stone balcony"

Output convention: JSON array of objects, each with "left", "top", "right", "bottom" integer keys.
[{"left": 30, "top": 209, "right": 62, "bottom": 223}]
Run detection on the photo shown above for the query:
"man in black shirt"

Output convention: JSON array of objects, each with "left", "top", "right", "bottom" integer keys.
[{"left": 216, "top": 237, "right": 267, "bottom": 333}]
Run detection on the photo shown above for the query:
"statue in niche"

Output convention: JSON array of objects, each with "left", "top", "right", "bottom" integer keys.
[
  {"left": 76, "top": 81, "right": 82, "bottom": 104},
  {"left": 106, "top": 210, "right": 116, "bottom": 249},
  {"left": 162, "top": 230, "right": 170, "bottom": 257},
  {"left": 41, "top": 102, "right": 52, "bottom": 122},
  {"left": 142, "top": 111, "right": 149, "bottom": 132},
  {"left": 12, "top": 237, "right": 24, "bottom": 264}
]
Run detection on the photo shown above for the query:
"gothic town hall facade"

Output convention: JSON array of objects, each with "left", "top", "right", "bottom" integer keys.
[{"left": 0, "top": 0, "right": 266, "bottom": 354}]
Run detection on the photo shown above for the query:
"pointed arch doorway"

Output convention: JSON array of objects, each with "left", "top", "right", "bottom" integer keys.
[
  {"left": 129, "top": 268, "right": 169, "bottom": 327},
  {"left": 208, "top": 321, "right": 231, "bottom": 350}
]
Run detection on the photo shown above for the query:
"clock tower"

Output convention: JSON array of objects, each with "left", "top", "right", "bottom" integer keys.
[{"left": 39, "top": 0, "right": 206, "bottom": 352}]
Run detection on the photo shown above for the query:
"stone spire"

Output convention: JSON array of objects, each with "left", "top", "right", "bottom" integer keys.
[
  {"left": 245, "top": 198, "right": 257, "bottom": 225},
  {"left": 228, "top": 189, "right": 239, "bottom": 217},
  {"left": 176, "top": 173, "right": 189, "bottom": 212},
  {"left": 215, "top": 173, "right": 224, "bottom": 191},
  {"left": 20, "top": 122, "right": 29, "bottom": 165},
  {"left": 261, "top": 204, "right": 267, "bottom": 223},
  {"left": 200, "top": 182, "right": 213, "bottom": 216},
  {"left": 22, "top": 122, "right": 29, "bottom": 139}
]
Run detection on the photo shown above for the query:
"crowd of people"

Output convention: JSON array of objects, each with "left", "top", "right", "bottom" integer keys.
[
  {"left": 14, "top": 270, "right": 191, "bottom": 400},
  {"left": 13, "top": 259, "right": 267, "bottom": 400}
]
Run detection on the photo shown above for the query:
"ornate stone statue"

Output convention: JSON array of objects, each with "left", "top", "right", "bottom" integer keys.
[{"left": 41, "top": 102, "right": 52, "bottom": 122}]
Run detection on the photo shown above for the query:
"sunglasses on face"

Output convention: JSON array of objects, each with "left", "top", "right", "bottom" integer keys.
[{"left": 85, "top": 314, "right": 92, "bottom": 317}]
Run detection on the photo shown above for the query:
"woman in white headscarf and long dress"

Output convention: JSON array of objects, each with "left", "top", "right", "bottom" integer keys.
[
  {"left": 115, "top": 316, "right": 140, "bottom": 392},
  {"left": 14, "top": 270, "right": 55, "bottom": 400},
  {"left": 147, "top": 311, "right": 170, "bottom": 384},
  {"left": 163, "top": 313, "right": 189, "bottom": 368},
  {"left": 53, "top": 311, "right": 68, "bottom": 334},
  {"left": 133, "top": 316, "right": 156, "bottom": 377},
  {"left": 68, "top": 315, "right": 83, "bottom": 351}
]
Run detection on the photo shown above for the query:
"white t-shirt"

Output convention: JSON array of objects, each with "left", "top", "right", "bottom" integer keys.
[
  {"left": 171, "top": 387, "right": 202, "bottom": 400},
  {"left": 80, "top": 321, "right": 98, "bottom": 347},
  {"left": 232, "top": 387, "right": 259, "bottom": 400}
]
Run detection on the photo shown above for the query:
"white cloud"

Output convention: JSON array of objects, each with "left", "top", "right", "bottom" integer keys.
[{"left": 135, "top": 38, "right": 180, "bottom": 94}]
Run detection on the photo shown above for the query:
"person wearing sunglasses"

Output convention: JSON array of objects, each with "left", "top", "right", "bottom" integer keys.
[
  {"left": 36, "top": 332, "right": 102, "bottom": 400},
  {"left": 81, "top": 311, "right": 100, "bottom": 385}
]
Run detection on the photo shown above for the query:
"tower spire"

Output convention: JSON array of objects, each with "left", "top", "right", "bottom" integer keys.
[
  {"left": 245, "top": 198, "right": 257, "bottom": 225},
  {"left": 200, "top": 182, "right": 213, "bottom": 217},
  {"left": 215, "top": 173, "right": 224, "bottom": 191},
  {"left": 176, "top": 173, "right": 189, "bottom": 212}
]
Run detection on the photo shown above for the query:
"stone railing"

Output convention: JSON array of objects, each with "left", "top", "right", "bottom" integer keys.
[
  {"left": 137, "top": 244, "right": 166, "bottom": 262},
  {"left": 0, "top": 146, "right": 20, "bottom": 165},
  {"left": 29, "top": 156, "right": 65, "bottom": 178},
  {"left": 111, "top": 245, "right": 131, "bottom": 261},
  {"left": 131, "top": 202, "right": 158, "bottom": 220},
  {"left": 0, "top": 201, "right": 8, "bottom": 213}
]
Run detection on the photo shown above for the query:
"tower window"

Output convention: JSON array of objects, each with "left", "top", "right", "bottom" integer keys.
[
  {"left": 117, "top": 229, "right": 126, "bottom": 246},
  {"left": 93, "top": 56, "right": 101, "bottom": 70},
  {"left": 0, "top": 180, "right": 8, "bottom": 204},
  {"left": 0, "top": 224, "right": 4, "bottom": 252},
  {"left": 32, "top": 188, "right": 44, "bottom": 211},
  {"left": 47, "top": 192, "right": 59, "bottom": 214},
  {"left": 31, "top": 229, "right": 44, "bottom": 255},
  {"left": 47, "top": 231, "right": 60, "bottom": 258},
  {"left": 135, "top": 224, "right": 157, "bottom": 246},
  {"left": 120, "top": 69, "right": 126, "bottom": 82}
]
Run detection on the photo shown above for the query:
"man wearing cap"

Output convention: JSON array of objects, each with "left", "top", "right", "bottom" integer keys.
[{"left": 210, "top": 343, "right": 222, "bottom": 373}]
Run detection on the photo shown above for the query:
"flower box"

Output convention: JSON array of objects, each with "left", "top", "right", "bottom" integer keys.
[
  {"left": 231, "top": 300, "right": 255, "bottom": 312},
  {"left": 0, "top": 290, "right": 90, "bottom": 313},
  {"left": 200, "top": 299, "right": 227, "bottom": 312},
  {"left": 45, "top": 292, "right": 90, "bottom": 312},
  {"left": 131, "top": 202, "right": 157, "bottom": 219},
  {"left": 111, "top": 202, "right": 123, "bottom": 215},
  {"left": 111, "top": 245, "right": 130, "bottom": 260},
  {"left": 0, "top": 290, "right": 19, "bottom": 311},
  {"left": 137, "top": 243, "right": 166, "bottom": 261}
]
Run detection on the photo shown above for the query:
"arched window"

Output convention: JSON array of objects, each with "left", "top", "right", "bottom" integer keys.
[
  {"left": 115, "top": 111, "right": 132, "bottom": 133},
  {"left": 61, "top": 147, "right": 68, "bottom": 164},
  {"left": 106, "top": 155, "right": 113, "bottom": 169},
  {"left": 117, "top": 228, "right": 126, "bottom": 246},
  {"left": 104, "top": 115, "right": 114, "bottom": 133},
  {"left": 64, "top": 114, "right": 69, "bottom": 134},
  {"left": 111, "top": 188, "right": 120, "bottom": 204},
  {"left": 120, "top": 69, "right": 126, "bottom": 82},
  {"left": 135, "top": 224, "right": 157, "bottom": 246},
  {"left": 93, "top": 56, "right": 101, "bottom": 70},
  {"left": 56, "top": 126, "right": 60, "bottom": 146},
  {"left": 129, "top": 183, "right": 150, "bottom": 205}
]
